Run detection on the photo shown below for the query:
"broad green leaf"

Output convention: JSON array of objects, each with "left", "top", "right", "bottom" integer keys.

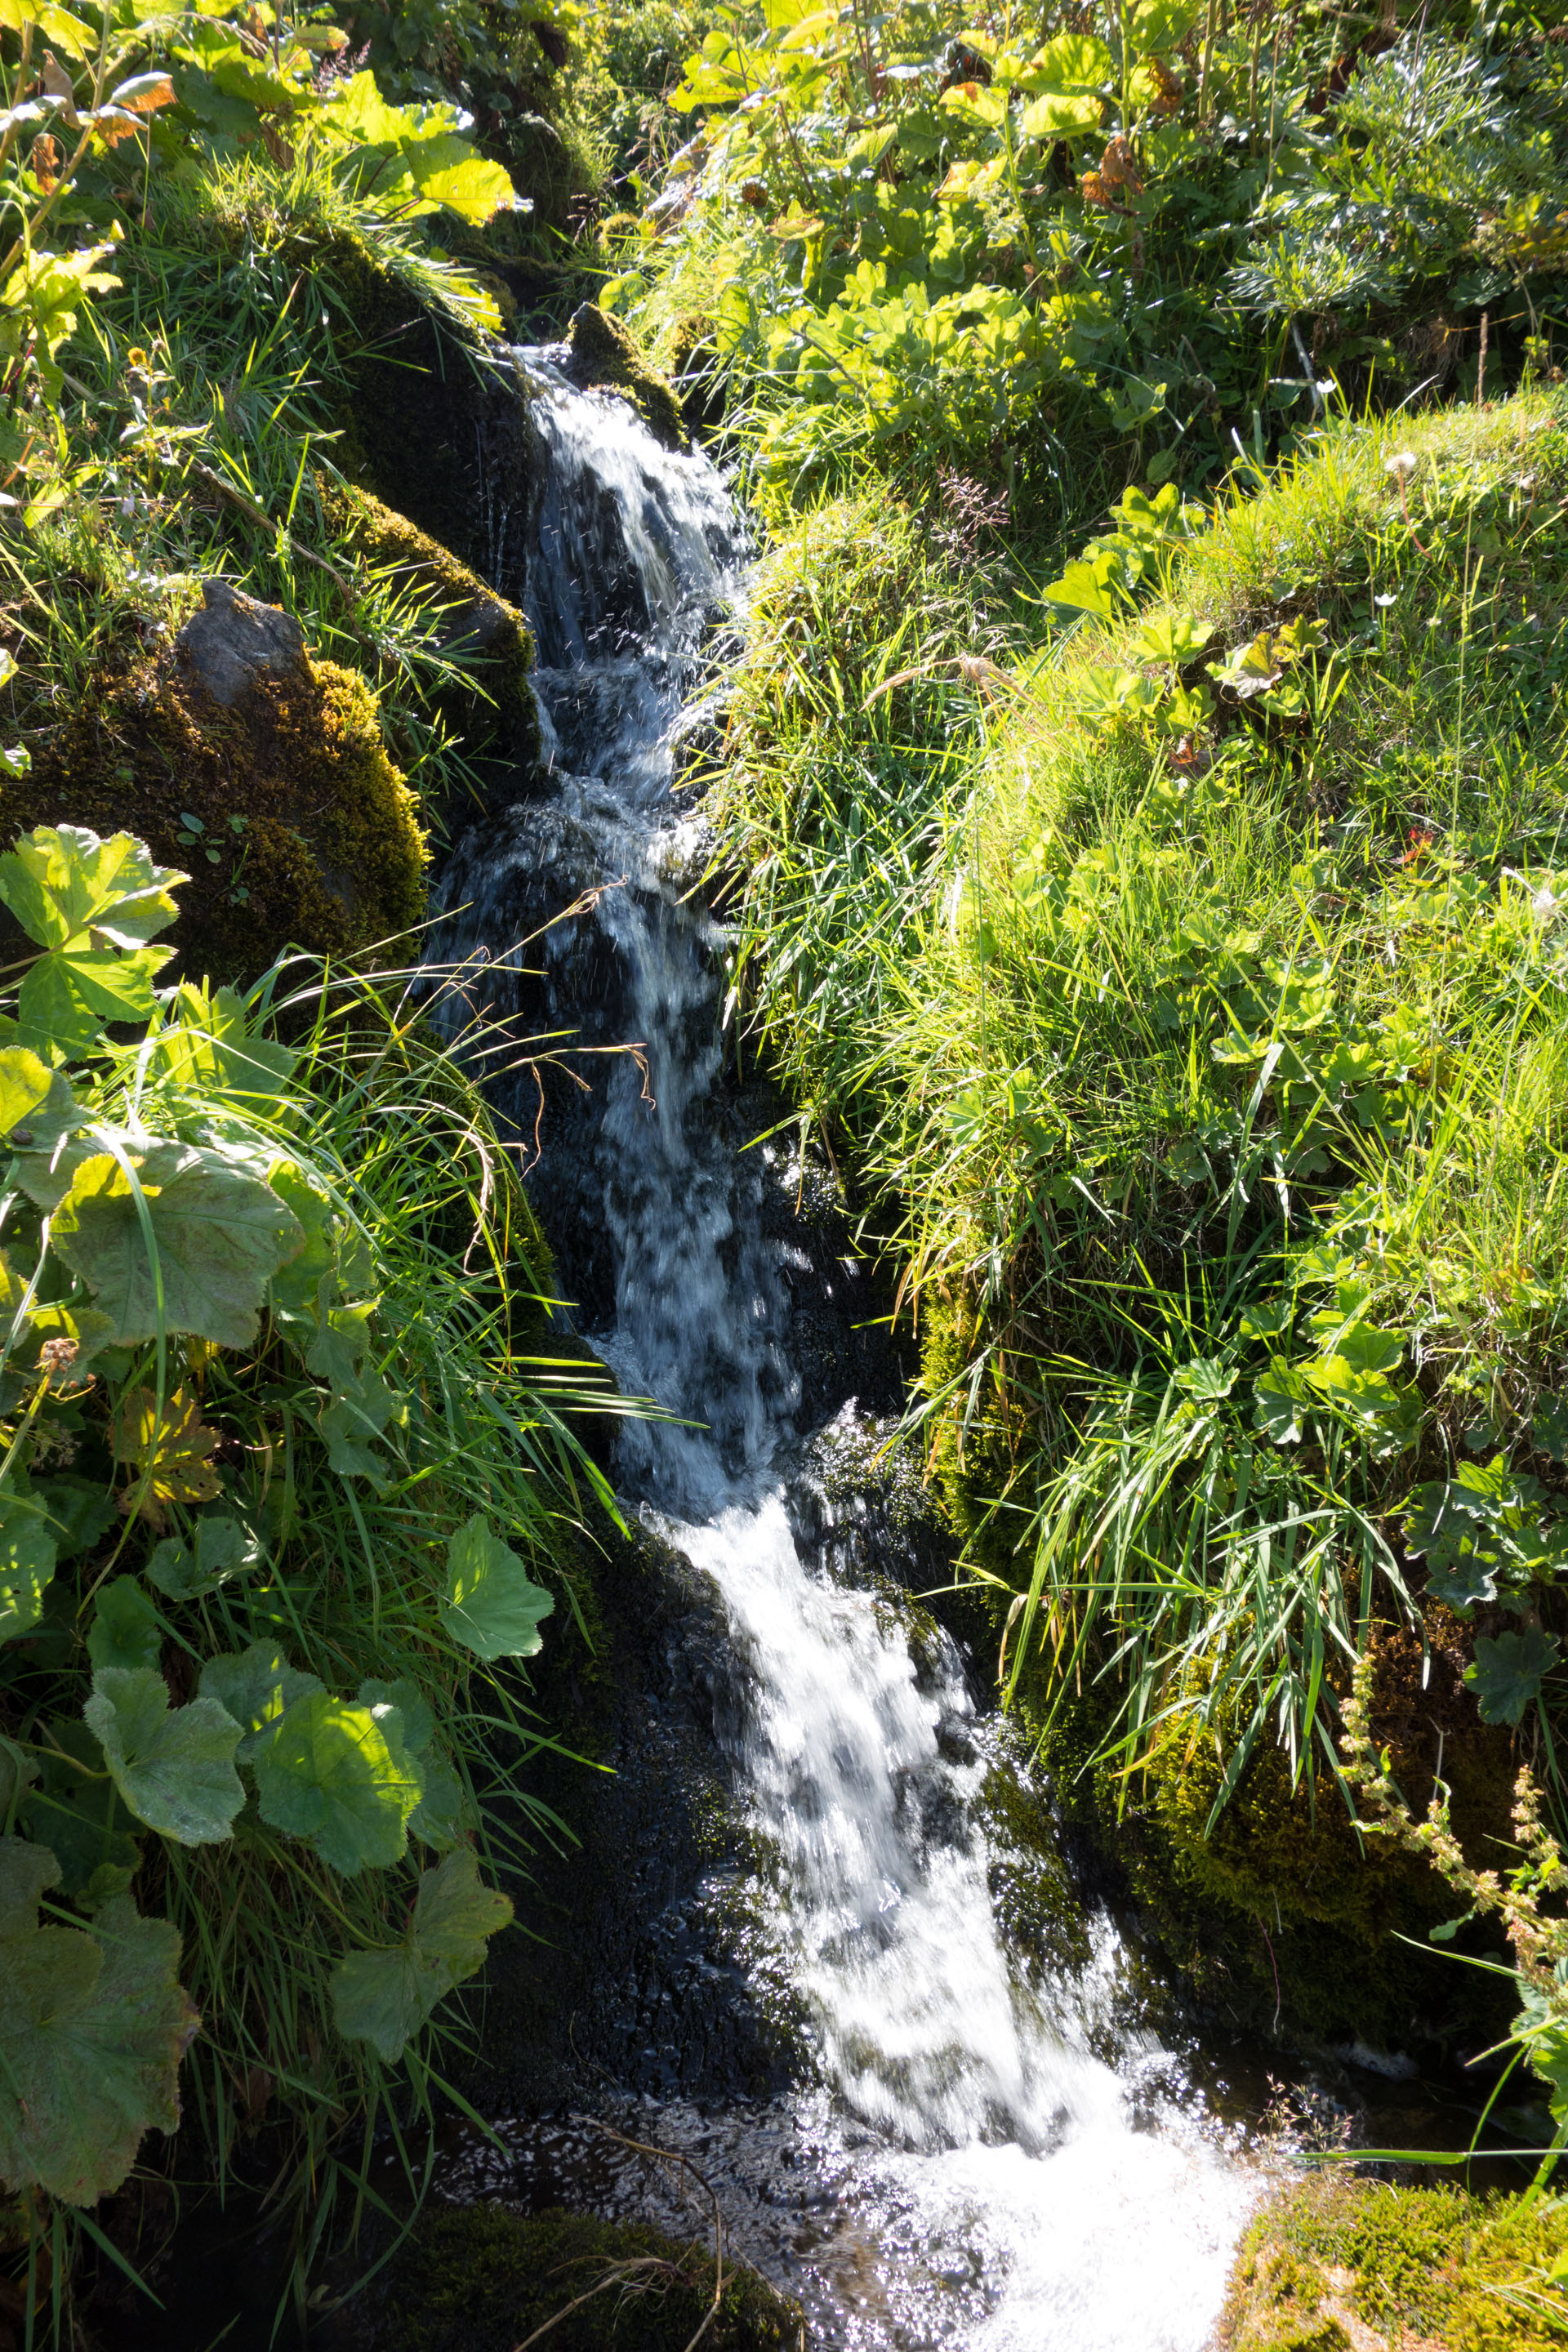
[
  {"left": 0, "top": 826, "right": 181, "bottom": 952},
  {"left": 0, "top": 1838, "right": 197, "bottom": 2205},
  {"left": 87, "top": 1578, "right": 161, "bottom": 1673},
  {"left": 1130, "top": 614, "right": 1214, "bottom": 665},
  {"left": 408, "top": 1748, "right": 466, "bottom": 1851},
  {"left": 440, "top": 1513, "right": 555, "bottom": 1663},
  {"left": 53, "top": 1142, "right": 305, "bottom": 1350},
  {"left": 1021, "top": 33, "right": 1112, "bottom": 88},
  {"left": 34, "top": 1477, "right": 114, "bottom": 1570},
  {"left": 266, "top": 1162, "right": 336, "bottom": 1321},
  {"left": 11, "top": 1070, "right": 91, "bottom": 1209},
  {"left": 198, "top": 1644, "right": 323, "bottom": 1764},
  {"left": 1019, "top": 89, "right": 1102, "bottom": 138},
  {"left": 1512, "top": 1984, "right": 1568, "bottom": 2121},
  {"left": 83, "top": 1667, "right": 244, "bottom": 1846},
  {"left": 114, "top": 1388, "right": 224, "bottom": 1512},
  {"left": 148, "top": 981, "right": 297, "bottom": 1104},
  {"left": 0, "top": 1490, "right": 56, "bottom": 1641},
  {"left": 1533, "top": 1396, "right": 1568, "bottom": 1463},
  {"left": 357, "top": 1677, "right": 434, "bottom": 1755},
  {"left": 1173, "top": 1356, "right": 1235, "bottom": 1401},
  {"left": 1464, "top": 1628, "right": 1560, "bottom": 1727},
  {"left": 20, "top": 1719, "right": 141, "bottom": 1895},
  {"left": 1043, "top": 557, "right": 1119, "bottom": 618},
  {"left": 0, "top": 1044, "right": 53, "bottom": 1139},
  {"left": 18, "top": 942, "right": 173, "bottom": 1061},
  {"left": 252, "top": 1692, "right": 420, "bottom": 1875},
  {"left": 331, "top": 1847, "right": 512, "bottom": 2063},
  {"left": 1253, "top": 1359, "right": 1307, "bottom": 1446},
  {"left": 145, "top": 1514, "right": 261, "bottom": 1602}
]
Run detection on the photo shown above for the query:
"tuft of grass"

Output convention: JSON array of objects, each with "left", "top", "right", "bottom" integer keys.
[{"left": 712, "top": 388, "right": 1568, "bottom": 1823}]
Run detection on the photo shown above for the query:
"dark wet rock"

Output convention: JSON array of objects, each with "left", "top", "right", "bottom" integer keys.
[
  {"left": 457, "top": 1512, "right": 808, "bottom": 2115},
  {"left": 563, "top": 303, "right": 688, "bottom": 452},
  {"left": 176, "top": 577, "right": 308, "bottom": 706},
  {"left": 336, "top": 2202, "right": 802, "bottom": 2352}
]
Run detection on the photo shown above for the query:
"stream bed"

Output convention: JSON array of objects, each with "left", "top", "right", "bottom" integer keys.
[{"left": 433, "top": 354, "right": 1266, "bottom": 2349}]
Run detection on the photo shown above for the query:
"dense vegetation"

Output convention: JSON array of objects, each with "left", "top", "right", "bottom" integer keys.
[
  {"left": 605, "top": 0, "right": 1568, "bottom": 2244},
  {"left": 6, "top": 0, "right": 1568, "bottom": 2340}
]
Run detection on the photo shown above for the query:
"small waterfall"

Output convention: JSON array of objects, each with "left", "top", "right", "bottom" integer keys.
[{"left": 434, "top": 349, "right": 1259, "bottom": 2346}]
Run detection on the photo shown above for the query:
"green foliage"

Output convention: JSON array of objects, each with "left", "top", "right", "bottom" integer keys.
[
  {"left": 0, "top": 1837, "right": 197, "bottom": 2208},
  {"left": 712, "top": 389, "right": 1568, "bottom": 1825},
  {"left": 613, "top": 0, "right": 1568, "bottom": 519},
  {"left": 0, "top": 823, "right": 605, "bottom": 2297},
  {"left": 441, "top": 1512, "right": 557, "bottom": 1663}
]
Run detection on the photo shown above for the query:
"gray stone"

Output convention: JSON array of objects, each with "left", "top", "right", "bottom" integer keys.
[{"left": 176, "top": 577, "right": 307, "bottom": 706}]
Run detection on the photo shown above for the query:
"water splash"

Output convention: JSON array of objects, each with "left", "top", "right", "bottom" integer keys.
[{"left": 436, "top": 353, "right": 1262, "bottom": 2345}]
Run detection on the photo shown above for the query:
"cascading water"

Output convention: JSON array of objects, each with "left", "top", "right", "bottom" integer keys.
[{"left": 433, "top": 350, "right": 1262, "bottom": 2346}]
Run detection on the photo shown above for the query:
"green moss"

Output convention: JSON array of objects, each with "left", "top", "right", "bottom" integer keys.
[
  {"left": 376, "top": 2203, "right": 801, "bottom": 2352},
  {"left": 566, "top": 302, "right": 688, "bottom": 452},
  {"left": 327, "top": 483, "right": 541, "bottom": 775},
  {"left": 1, "top": 644, "right": 425, "bottom": 981},
  {"left": 1220, "top": 2175, "right": 1568, "bottom": 2351}
]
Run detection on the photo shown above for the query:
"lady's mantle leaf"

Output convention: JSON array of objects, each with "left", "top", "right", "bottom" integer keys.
[
  {"left": 87, "top": 1577, "right": 161, "bottom": 1672},
  {"left": 53, "top": 1143, "right": 305, "bottom": 1350},
  {"left": 439, "top": 1513, "right": 555, "bottom": 1662},
  {"left": 199, "top": 1644, "right": 324, "bottom": 1763},
  {"left": 252, "top": 1691, "right": 421, "bottom": 1875},
  {"left": 146, "top": 1513, "right": 261, "bottom": 1601},
  {"left": 83, "top": 1667, "right": 244, "bottom": 1846},
  {"left": 1464, "top": 1628, "right": 1561, "bottom": 1727},
  {"left": 331, "top": 1847, "right": 512, "bottom": 2062},
  {"left": 0, "top": 1834, "right": 198, "bottom": 2204}
]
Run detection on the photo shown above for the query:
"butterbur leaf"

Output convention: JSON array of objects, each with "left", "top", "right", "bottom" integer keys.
[
  {"left": 198, "top": 1644, "right": 323, "bottom": 1764},
  {"left": 87, "top": 1578, "right": 161, "bottom": 1672},
  {"left": 145, "top": 1514, "right": 261, "bottom": 1602},
  {"left": 331, "top": 1847, "right": 512, "bottom": 2063},
  {"left": 0, "top": 1836, "right": 198, "bottom": 2205},
  {"left": 0, "top": 1490, "right": 56, "bottom": 1640},
  {"left": 266, "top": 1163, "right": 335, "bottom": 1321},
  {"left": 54, "top": 1143, "right": 305, "bottom": 1351},
  {"left": 440, "top": 1513, "right": 555, "bottom": 1662},
  {"left": 252, "top": 1692, "right": 421, "bottom": 1875},
  {"left": 1464, "top": 1628, "right": 1561, "bottom": 1727},
  {"left": 114, "top": 1389, "right": 223, "bottom": 1517},
  {"left": 0, "top": 825, "right": 182, "bottom": 952},
  {"left": 83, "top": 1666, "right": 244, "bottom": 1846}
]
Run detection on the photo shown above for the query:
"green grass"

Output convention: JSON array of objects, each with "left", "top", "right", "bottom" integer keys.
[{"left": 712, "top": 388, "right": 1568, "bottom": 1829}]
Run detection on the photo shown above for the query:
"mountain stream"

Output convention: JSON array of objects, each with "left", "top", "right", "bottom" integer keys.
[{"left": 432, "top": 352, "right": 1263, "bottom": 2350}]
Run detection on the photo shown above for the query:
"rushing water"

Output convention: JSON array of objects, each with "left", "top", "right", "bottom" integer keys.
[{"left": 433, "top": 351, "right": 1262, "bottom": 2346}]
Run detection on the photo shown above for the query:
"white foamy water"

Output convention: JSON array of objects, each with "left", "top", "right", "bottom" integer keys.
[{"left": 435, "top": 349, "right": 1262, "bottom": 2345}]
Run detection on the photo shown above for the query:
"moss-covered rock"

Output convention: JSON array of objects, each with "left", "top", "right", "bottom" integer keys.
[
  {"left": 0, "top": 616, "right": 425, "bottom": 981},
  {"left": 564, "top": 302, "right": 688, "bottom": 452},
  {"left": 328, "top": 483, "right": 542, "bottom": 776},
  {"left": 1219, "top": 2174, "right": 1568, "bottom": 2351},
  {"left": 369, "top": 2203, "right": 801, "bottom": 2352}
]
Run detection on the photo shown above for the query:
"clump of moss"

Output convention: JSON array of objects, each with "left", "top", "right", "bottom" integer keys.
[
  {"left": 1219, "top": 2174, "right": 1568, "bottom": 2351},
  {"left": 1, "top": 643, "right": 425, "bottom": 980},
  {"left": 327, "top": 483, "right": 542, "bottom": 775},
  {"left": 564, "top": 301, "right": 688, "bottom": 451},
  {"left": 374, "top": 2198, "right": 802, "bottom": 2352}
]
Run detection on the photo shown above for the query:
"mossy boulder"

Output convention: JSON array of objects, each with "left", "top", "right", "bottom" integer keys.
[
  {"left": 564, "top": 302, "right": 688, "bottom": 452},
  {"left": 328, "top": 483, "right": 542, "bottom": 777},
  {"left": 0, "top": 586, "right": 425, "bottom": 980},
  {"left": 368, "top": 2204, "right": 801, "bottom": 2352},
  {"left": 1219, "top": 2174, "right": 1568, "bottom": 2351}
]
